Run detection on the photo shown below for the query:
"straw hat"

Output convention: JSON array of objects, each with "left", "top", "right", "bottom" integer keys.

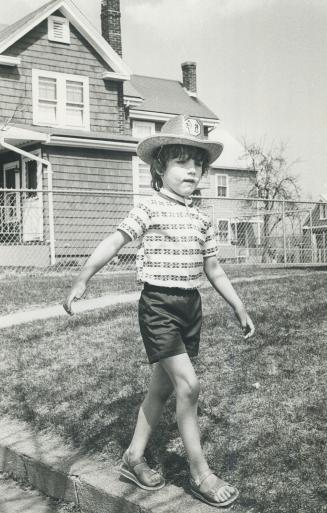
[{"left": 137, "top": 114, "right": 223, "bottom": 165}]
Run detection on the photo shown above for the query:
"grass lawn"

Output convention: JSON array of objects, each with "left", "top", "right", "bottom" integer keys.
[
  {"left": 0, "top": 265, "right": 321, "bottom": 316},
  {"left": 0, "top": 273, "right": 326, "bottom": 513}
]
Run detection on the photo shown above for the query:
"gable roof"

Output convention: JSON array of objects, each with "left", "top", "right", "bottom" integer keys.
[
  {"left": 209, "top": 126, "right": 254, "bottom": 170},
  {"left": 126, "top": 75, "right": 219, "bottom": 121},
  {"left": 0, "top": 0, "right": 131, "bottom": 78}
]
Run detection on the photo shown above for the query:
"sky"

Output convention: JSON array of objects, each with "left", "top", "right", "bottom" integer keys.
[{"left": 1, "top": 0, "right": 327, "bottom": 200}]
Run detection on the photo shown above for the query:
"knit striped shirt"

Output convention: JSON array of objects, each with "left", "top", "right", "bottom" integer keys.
[{"left": 117, "top": 191, "right": 219, "bottom": 289}]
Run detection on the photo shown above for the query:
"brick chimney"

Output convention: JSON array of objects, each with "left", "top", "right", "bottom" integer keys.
[
  {"left": 181, "top": 61, "right": 197, "bottom": 96},
  {"left": 101, "top": 0, "right": 122, "bottom": 57}
]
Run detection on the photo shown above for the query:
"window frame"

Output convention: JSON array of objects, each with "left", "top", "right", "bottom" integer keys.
[
  {"left": 215, "top": 173, "right": 229, "bottom": 198},
  {"left": 32, "top": 69, "right": 90, "bottom": 130},
  {"left": 216, "top": 218, "right": 230, "bottom": 244},
  {"left": 3, "top": 161, "right": 21, "bottom": 223}
]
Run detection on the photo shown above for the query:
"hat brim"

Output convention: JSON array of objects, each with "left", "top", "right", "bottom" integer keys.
[{"left": 137, "top": 134, "right": 224, "bottom": 165}]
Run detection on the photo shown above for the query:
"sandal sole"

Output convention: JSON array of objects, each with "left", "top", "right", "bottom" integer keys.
[
  {"left": 120, "top": 466, "right": 166, "bottom": 491},
  {"left": 190, "top": 487, "right": 239, "bottom": 507}
]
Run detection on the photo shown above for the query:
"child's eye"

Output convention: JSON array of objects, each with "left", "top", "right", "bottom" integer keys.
[{"left": 195, "top": 160, "right": 203, "bottom": 167}]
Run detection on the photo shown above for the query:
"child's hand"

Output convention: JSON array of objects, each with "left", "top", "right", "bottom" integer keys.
[
  {"left": 242, "top": 316, "right": 255, "bottom": 339},
  {"left": 63, "top": 279, "right": 86, "bottom": 315},
  {"left": 234, "top": 307, "right": 255, "bottom": 339}
]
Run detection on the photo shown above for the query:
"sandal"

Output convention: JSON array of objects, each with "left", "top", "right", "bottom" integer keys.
[
  {"left": 120, "top": 451, "right": 165, "bottom": 490},
  {"left": 190, "top": 469, "right": 239, "bottom": 507}
]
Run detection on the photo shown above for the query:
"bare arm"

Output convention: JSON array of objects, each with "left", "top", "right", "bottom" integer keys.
[
  {"left": 63, "top": 229, "right": 131, "bottom": 314},
  {"left": 203, "top": 255, "right": 255, "bottom": 338}
]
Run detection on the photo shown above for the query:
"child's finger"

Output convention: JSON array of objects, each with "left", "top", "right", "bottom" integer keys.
[
  {"left": 63, "top": 300, "right": 73, "bottom": 315},
  {"left": 243, "top": 321, "right": 255, "bottom": 339}
]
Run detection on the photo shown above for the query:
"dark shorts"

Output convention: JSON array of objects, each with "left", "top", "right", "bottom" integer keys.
[{"left": 138, "top": 283, "right": 202, "bottom": 364}]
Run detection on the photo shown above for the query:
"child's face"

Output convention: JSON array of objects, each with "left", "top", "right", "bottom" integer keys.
[{"left": 162, "top": 156, "right": 203, "bottom": 197}]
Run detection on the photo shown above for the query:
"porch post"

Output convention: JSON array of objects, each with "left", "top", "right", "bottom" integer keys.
[{"left": 45, "top": 163, "right": 56, "bottom": 266}]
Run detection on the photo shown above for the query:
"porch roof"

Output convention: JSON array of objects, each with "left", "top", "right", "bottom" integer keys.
[{"left": 0, "top": 125, "right": 50, "bottom": 149}]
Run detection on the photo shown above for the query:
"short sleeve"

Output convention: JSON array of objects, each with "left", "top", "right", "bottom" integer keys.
[
  {"left": 203, "top": 220, "right": 219, "bottom": 258},
  {"left": 117, "top": 202, "right": 151, "bottom": 241}
]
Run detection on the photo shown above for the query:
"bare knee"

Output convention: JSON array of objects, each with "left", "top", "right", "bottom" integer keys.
[
  {"left": 148, "top": 380, "right": 173, "bottom": 403},
  {"left": 176, "top": 376, "right": 200, "bottom": 404}
]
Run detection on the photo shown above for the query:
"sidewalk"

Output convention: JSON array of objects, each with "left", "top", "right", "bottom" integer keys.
[
  {"left": 0, "top": 271, "right": 314, "bottom": 329},
  {"left": 0, "top": 473, "right": 76, "bottom": 513}
]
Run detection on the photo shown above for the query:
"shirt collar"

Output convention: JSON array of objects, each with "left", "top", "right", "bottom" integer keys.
[{"left": 159, "top": 188, "right": 193, "bottom": 207}]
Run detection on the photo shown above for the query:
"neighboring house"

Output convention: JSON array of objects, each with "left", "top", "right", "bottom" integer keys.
[
  {"left": 0, "top": 0, "right": 254, "bottom": 267},
  {"left": 302, "top": 194, "right": 327, "bottom": 263}
]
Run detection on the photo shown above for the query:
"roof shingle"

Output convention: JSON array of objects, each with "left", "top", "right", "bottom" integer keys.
[{"left": 127, "top": 74, "right": 219, "bottom": 121}]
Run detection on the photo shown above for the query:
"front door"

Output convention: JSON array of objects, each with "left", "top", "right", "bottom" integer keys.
[{"left": 22, "top": 154, "right": 44, "bottom": 242}]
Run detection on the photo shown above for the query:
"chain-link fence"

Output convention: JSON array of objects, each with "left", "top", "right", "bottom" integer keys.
[{"left": 0, "top": 188, "right": 326, "bottom": 272}]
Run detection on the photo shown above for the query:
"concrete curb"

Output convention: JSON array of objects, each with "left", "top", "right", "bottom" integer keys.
[{"left": 0, "top": 417, "right": 227, "bottom": 513}]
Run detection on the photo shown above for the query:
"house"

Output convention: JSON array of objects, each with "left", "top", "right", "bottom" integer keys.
[
  {"left": 0, "top": 0, "right": 255, "bottom": 267},
  {"left": 302, "top": 194, "right": 327, "bottom": 263}
]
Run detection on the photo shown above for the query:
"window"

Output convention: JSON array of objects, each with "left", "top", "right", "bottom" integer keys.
[
  {"left": 48, "top": 16, "right": 70, "bottom": 44},
  {"left": 132, "top": 157, "right": 152, "bottom": 203},
  {"left": 3, "top": 162, "right": 20, "bottom": 224},
  {"left": 132, "top": 121, "right": 155, "bottom": 138},
  {"left": 25, "top": 161, "right": 38, "bottom": 198},
  {"left": 217, "top": 219, "right": 230, "bottom": 243},
  {"left": 215, "top": 174, "right": 228, "bottom": 197},
  {"left": 319, "top": 202, "right": 327, "bottom": 220},
  {"left": 32, "top": 70, "right": 90, "bottom": 129}
]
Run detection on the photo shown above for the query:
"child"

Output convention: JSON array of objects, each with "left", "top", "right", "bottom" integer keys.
[{"left": 64, "top": 114, "right": 255, "bottom": 508}]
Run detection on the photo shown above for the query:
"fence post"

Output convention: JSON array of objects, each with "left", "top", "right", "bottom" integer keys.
[
  {"left": 46, "top": 163, "right": 56, "bottom": 266},
  {"left": 282, "top": 199, "right": 287, "bottom": 266},
  {"left": 309, "top": 209, "right": 314, "bottom": 263}
]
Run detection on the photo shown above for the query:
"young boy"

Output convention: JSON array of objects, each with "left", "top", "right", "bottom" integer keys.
[{"left": 64, "top": 114, "right": 255, "bottom": 508}]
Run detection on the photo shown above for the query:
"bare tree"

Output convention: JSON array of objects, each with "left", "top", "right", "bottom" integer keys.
[{"left": 242, "top": 140, "right": 301, "bottom": 263}]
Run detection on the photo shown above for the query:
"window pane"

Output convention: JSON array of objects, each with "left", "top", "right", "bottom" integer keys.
[
  {"left": 39, "top": 77, "right": 57, "bottom": 100},
  {"left": 139, "top": 163, "right": 151, "bottom": 190},
  {"left": 66, "top": 106, "right": 83, "bottom": 126},
  {"left": 217, "top": 186, "right": 227, "bottom": 197},
  {"left": 26, "top": 161, "right": 38, "bottom": 198},
  {"left": 66, "top": 81, "right": 83, "bottom": 103},
  {"left": 6, "top": 169, "right": 17, "bottom": 189},
  {"left": 38, "top": 101, "right": 57, "bottom": 123},
  {"left": 133, "top": 122, "right": 155, "bottom": 138},
  {"left": 218, "top": 220, "right": 229, "bottom": 242}
]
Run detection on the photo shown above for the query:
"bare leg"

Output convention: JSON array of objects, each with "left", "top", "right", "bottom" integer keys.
[
  {"left": 160, "top": 353, "right": 236, "bottom": 503},
  {"left": 126, "top": 362, "right": 174, "bottom": 463}
]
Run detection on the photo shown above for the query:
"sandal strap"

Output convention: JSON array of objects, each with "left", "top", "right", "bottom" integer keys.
[
  {"left": 194, "top": 469, "right": 214, "bottom": 487},
  {"left": 133, "top": 461, "right": 158, "bottom": 475},
  {"left": 123, "top": 453, "right": 160, "bottom": 478}
]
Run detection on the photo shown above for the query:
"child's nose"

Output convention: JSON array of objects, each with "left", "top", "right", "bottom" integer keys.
[{"left": 186, "top": 160, "right": 196, "bottom": 173}]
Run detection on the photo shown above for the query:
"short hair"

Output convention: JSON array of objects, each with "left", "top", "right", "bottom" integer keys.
[{"left": 149, "top": 144, "right": 210, "bottom": 191}]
